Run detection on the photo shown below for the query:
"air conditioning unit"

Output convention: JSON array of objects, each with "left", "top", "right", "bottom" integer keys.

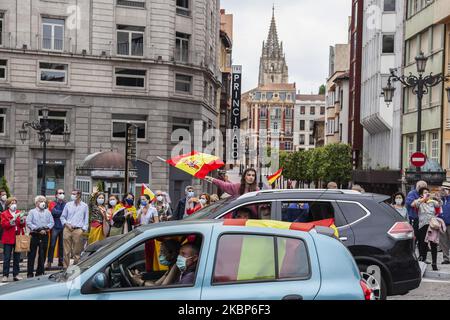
[{"left": 22, "top": 44, "right": 28, "bottom": 50}]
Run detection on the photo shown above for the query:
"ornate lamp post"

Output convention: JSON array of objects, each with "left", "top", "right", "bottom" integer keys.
[
  {"left": 382, "top": 52, "right": 450, "bottom": 174},
  {"left": 19, "top": 107, "right": 71, "bottom": 196}
]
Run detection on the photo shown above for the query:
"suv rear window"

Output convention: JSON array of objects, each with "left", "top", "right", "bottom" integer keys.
[{"left": 336, "top": 202, "right": 367, "bottom": 224}]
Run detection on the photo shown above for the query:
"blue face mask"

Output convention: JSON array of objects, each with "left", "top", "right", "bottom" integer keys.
[
  {"left": 141, "top": 200, "right": 148, "bottom": 207},
  {"left": 158, "top": 255, "right": 171, "bottom": 266},
  {"left": 176, "top": 255, "right": 190, "bottom": 272},
  {"left": 126, "top": 199, "right": 134, "bottom": 206},
  {"left": 187, "top": 191, "right": 194, "bottom": 198}
]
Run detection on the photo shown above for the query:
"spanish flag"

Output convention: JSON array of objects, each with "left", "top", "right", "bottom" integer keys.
[
  {"left": 267, "top": 168, "right": 283, "bottom": 185},
  {"left": 214, "top": 219, "right": 338, "bottom": 282},
  {"left": 141, "top": 183, "right": 155, "bottom": 201},
  {"left": 166, "top": 151, "right": 224, "bottom": 179}
]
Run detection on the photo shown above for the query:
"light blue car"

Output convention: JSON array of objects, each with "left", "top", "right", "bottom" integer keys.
[{"left": 0, "top": 220, "right": 369, "bottom": 300}]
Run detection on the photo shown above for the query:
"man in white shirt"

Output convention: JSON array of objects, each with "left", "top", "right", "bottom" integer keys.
[{"left": 60, "top": 189, "right": 89, "bottom": 268}]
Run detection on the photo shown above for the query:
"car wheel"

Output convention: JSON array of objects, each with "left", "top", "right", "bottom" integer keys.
[{"left": 358, "top": 264, "right": 387, "bottom": 300}]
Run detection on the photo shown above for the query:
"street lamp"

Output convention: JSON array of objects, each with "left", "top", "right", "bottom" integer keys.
[
  {"left": 382, "top": 51, "right": 450, "bottom": 175},
  {"left": 19, "top": 107, "right": 71, "bottom": 196}
]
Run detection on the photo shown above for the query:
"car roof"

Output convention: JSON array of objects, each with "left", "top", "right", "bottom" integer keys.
[{"left": 236, "top": 189, "right": 390, "bottom": 203}]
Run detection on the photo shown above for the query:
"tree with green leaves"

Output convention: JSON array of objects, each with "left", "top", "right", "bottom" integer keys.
[
  {"left": 0, "top": 176, "right": 11, "bottom": 197},
  {"left": 322, "top": 143, "right": 352, "bottom": 187},
  {"left": 319, "top": 84, "right": 326, "bottom": 95}
]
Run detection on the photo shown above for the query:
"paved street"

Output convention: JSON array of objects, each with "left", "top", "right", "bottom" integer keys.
[{"left": 390, "top": 279, "right": 450, "bottom": 300}]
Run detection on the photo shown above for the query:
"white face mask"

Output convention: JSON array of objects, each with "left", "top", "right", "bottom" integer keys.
[
  {"left": 199, "top": 199, "right": 207, "bottom": 205},
  {"left": 71, "top": 194, "right": 77, "bottom": 201},
  {"left": 97, "top": 198, "right": 105, "bottom": 205},
  {"left": 38, "top": 202, "right": 46, "bottom": 210},
  {"left": 1, "top": 195, "right": 7, "bottom": 202},
  {"left": 57, "top": 194, "right": 65, "bottom": 200},
  {"left": 395, "top": 198, "right": 403, "bottom": 206},
  {"left": 157, "top": 196, "right": 163, "bottom": 202},
  {"left": 109, "top": 200, "right": 117, "bottom": 207},
  {"left": 9, "top": 204, "right": 17, "bottom": 212}
]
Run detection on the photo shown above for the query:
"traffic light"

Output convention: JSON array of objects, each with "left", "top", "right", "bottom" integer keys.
[{"left": 126, "top": 123, "right": 137, "bottom": 161}]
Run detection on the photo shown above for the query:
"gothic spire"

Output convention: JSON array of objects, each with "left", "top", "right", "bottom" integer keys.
[{"left": 265, "top": 5, "right": 281, "bottom": 57}]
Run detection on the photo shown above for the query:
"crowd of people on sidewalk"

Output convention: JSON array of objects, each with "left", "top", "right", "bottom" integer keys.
[
  {"left": 1, "top": 166, "right": 448, "bottom": 282},
  {"left": 0, "top": 168, "right": 257, "bottom": 282},
  {"left": 385, "top": 181, "right": 450, "bottom": 271}
]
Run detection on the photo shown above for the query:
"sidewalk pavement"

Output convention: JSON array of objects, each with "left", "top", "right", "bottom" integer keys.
[{"left": 423, "top": 250, "right": 450, "bottom": 280}]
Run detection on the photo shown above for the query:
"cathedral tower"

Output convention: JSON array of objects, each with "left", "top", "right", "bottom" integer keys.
[{"left": 258, "top": 6, "right": 289, "bottom": 86}]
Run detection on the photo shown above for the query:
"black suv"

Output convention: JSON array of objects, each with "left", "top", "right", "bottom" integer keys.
[{"left": 185, "top": 189, "right": 421, "bottom": 300}]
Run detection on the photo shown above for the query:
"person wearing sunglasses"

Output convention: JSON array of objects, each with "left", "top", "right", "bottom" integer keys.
[{"left": 46, "top": 189, "right": 66, "bottom": 270}]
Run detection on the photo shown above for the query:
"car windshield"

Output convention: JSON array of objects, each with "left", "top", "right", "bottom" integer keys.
[
  {"left": 184, "top": 196, "right": 237, "bottom": 220},
  {"left": 51, "top": 230, "right": 141, "bottom": 282}
]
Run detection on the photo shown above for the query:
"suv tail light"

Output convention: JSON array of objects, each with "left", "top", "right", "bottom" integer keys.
[
  {"left": 360, "top": 280, "right": 375, "bottom": 300},
  {"left": 387, "top": 221, "right": 414, "bottom": 240}
]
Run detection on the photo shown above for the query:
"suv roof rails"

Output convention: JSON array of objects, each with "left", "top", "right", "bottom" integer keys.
[
  {"left": 237, "top": 189, "right": 361, "bottom": 200},
  {"left": 257, "top": 189, "right": 361, "bottom": 195}
]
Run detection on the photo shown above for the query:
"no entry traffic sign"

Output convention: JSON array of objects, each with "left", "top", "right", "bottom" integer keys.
[{"left": 410, "top": 152, "right": 427, "bottom": 168}]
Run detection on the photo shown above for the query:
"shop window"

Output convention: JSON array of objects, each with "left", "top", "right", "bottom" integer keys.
[{"left": 37, "top": 161, "right": 65, "bottom": 196}]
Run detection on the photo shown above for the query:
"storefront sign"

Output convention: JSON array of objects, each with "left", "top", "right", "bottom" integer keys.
[
  {"left": 38, "top": 160, "right": 66, "bottom": 165},
  {"left": 91, "top": 170, "right": 137, "bottom": 179}
]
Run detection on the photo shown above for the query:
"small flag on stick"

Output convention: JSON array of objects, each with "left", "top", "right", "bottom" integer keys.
[{"left": 267, "top": 168, "right": 283, "bottom": 185}]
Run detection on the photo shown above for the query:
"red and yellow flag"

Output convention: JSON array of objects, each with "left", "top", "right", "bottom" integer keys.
[
  {"left": 267, "top": 168, "right": 283, "bottom": 185},
  {"left": 141, "top": 183, "right": 155, "bottom": 201},
  {"left": 166, "top": 151, "right": 224, "bottom": 179}
]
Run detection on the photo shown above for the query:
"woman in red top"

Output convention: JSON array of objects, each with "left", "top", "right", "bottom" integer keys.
[
  {"left": 1, "top": 197, "right": 26, "bottom": 282},
  {"left": 185, "top": 193, "right": 211, "bottom": 216}
]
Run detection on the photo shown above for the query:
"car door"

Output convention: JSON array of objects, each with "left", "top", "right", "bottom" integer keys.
[
  {"left": 68, "top": 224, "right": 213, "bottom": 300},
  {"left": 200, "top": 224, "right": 321, "bottom": 300}
]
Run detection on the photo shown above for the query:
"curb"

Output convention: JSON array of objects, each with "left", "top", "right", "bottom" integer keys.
[{"left": 424, "top": 270, "right": 450, "bottom": 280}]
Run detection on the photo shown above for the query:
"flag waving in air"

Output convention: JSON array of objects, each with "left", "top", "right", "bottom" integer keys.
[
  {"left": 166, "top": 151, "right": 224, "bottom": 179},
  {"left": 267, "top": 168, "right": 283, "bottom": 185},
  {"left": 141, "top": 183, "right": 155, "bottom": 201}
]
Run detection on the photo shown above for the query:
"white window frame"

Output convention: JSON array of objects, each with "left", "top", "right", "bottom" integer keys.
[
  {"left": 299, "top": 134, "right": 305, "bottom": 145},
  {"left": 41, "top": 18, "right": 65, "bottom": 52},
  {"left": 420, "top": 134, "right": 426, "bottom": 154},
  {"left": 176, "top": 0, "right": 191, "bottom": 16},
  {"left": 38, "top": 62, "right": 69, "bottom": 85},
  {"left": 175, "top": 73, "right": 193, "bottom": 95},
  {"left": 111, "top": 119, "right": 147, "bottom": 141},
  {"left": 116, "top": 27, "right": 144, "bottom": 57},
  {"left": 0, "top": 108, "right": 6, "bottom": 136},
  {"left": 175, "top": 32, "right": 190, "bottom": 63},
  {"left": 114, "top": 67, "right": 146, "bottom": 89},
  {"left": 431, "top": 132, "right": 439, "bottom": 162},
  {"left": 76, "top": 178, "right": 92, "bottom": 204},
  {"left": 0, "top": 59, "right": 7, "bottom": 81},
  {"left": 0, "top": 12, "right": 4, "bottom": 47},
  {"left": 407, "top": 135, "right": 414, "bottom": 160}
]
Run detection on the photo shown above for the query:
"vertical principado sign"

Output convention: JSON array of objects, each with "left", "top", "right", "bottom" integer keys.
[{"left": 231, "top": 65, "right": 242, "bottom": 161}]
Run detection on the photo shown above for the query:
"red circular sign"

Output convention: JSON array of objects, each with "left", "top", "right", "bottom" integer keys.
[{"left": 410, "top": 152, "right": 427, "bottom": 167}]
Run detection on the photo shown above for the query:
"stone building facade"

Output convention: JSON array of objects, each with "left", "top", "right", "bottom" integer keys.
[
  {"left": 293, "top": 94, "right": 326, "bottom": 151},
  {"left": 0, "top": 0, "right": 222, "bottom": 207}
]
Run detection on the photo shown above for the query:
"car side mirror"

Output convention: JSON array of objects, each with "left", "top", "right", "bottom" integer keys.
[{"left": 92, "top": 272, "right": 108, "bottom": 290}]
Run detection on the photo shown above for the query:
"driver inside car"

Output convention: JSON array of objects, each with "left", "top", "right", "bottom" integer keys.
[{"left": 128, "top": 239, "right": 181, "bottom": 287}]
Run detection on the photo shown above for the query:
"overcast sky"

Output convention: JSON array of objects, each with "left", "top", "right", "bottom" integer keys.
[{"left": 222, "top": 0, "right": 351, "bottom": 93}]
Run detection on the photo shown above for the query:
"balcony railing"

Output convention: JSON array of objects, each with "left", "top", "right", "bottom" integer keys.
[
  {"left": 117, "top": 0, "right": 145, "bottom": 8},
  {"left": 0, "top": 32, "right": 75, "bottom": 53}
]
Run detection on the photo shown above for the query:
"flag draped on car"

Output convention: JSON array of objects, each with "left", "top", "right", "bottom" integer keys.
[
  {"left": 267, "top": 168, "right": 283, "bottom": 185},
  {"left": 166, "top": 151, "right": 224, "bottom": 179}
]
